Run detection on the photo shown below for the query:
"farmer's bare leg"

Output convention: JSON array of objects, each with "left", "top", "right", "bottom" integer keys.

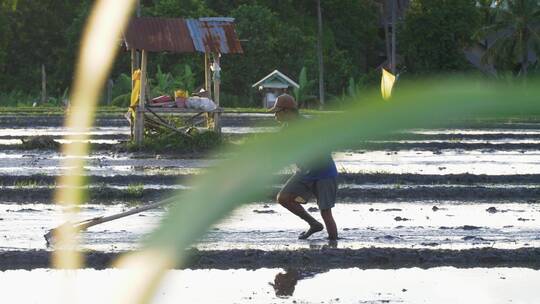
[
  {"left": 277, "top": 192, "right": 323, "bottom": 239},
  {"left": 320, "top": 208, "right": 338, "bottom": 240}
]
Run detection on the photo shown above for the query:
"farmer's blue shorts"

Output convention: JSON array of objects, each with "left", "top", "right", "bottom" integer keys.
[{"left": 279, "top": 173, "right": 337, "bottom": 210}]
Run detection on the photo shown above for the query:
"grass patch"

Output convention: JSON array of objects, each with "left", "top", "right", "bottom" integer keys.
[
  {"left": 14, "top": 180, "right": 40, "bottom": 189},
  {"left": 126, "top": 183, "right": 144, "bottom": 198},
  {"left": 20, "top": 136, "right": 60, "bottom": 149},
  {"left": 128, "top": 129, "right": 222, "bottom": 154}
]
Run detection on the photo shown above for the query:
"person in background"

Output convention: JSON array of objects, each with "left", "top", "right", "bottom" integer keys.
[{"left": 269, "top": 94, "right": 339, "bottom": 241}]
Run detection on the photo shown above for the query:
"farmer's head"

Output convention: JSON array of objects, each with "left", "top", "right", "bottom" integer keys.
[{"left": 269, "top": 94, "right": 299, "bottom": 123}]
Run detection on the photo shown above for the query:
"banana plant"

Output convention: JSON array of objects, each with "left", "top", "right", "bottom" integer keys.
[{"left": 293, "top": 66, "right": 316, "bottom": 108}]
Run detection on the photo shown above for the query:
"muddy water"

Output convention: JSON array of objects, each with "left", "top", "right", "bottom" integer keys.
[
  {"left": 335, "top": 150, "right": 540, "bottom": 174},
  {"left": 0, "top": 127, "right": 131, "bottom": 137},
  {"left": 0, "top": 267, "right": 538, "bottom": 303},
  {"left": 2, "top": 201, "right": 539, "bottom": 252},
  {"left": 0, "top": 149, "right": 539, "bottom": 176},
  {"left": 1, "top": 114, "right": 540, "bottom": 299}
]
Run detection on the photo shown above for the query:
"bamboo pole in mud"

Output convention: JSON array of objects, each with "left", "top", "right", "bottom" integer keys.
[{"left": 44, "top": 197, "right": 175, "bottom": 247}]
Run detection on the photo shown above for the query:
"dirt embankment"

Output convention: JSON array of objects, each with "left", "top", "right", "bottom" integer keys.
[
  {"left": 3, "top": 173, "right": 540, "bottom": 187},
  {"left": 0, "top": 114, "right": 275, "bottom": 128},
  {"left": 2, "top": 173, "right": 540, "bottom": 204},
  {"left": 2, "top": 247, "right": 539, "bottom": 271},
  {"left": 2, "top": 186, "right": 539, "bottom": 204}
]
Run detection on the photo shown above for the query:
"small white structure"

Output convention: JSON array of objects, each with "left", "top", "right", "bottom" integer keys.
[{"left": 252, "top": 70, "right": 299, "bottom": 108}]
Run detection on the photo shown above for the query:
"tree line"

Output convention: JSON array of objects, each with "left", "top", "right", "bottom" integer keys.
[{"left": 0, "top": 0, "right": 538, "bottom": 107}]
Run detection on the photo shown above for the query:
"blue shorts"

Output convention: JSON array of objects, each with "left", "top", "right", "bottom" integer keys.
[{"left": 279, "top": 173, "right": 337, "bottom": 210}]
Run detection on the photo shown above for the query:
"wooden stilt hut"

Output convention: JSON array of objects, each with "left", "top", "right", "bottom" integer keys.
[{"left": 122, "top": 17, "right": 243, "bottom": 145}]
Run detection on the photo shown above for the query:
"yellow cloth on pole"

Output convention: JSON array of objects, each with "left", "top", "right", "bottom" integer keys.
[
  {"left": 381, "top": 68, "right": 396, "bottom": 100},
  {"left": 129, "top": 69, "right": 141, "bottom": 119},
  {"left": 130, "top": 69, "right": 141, "bottom": 108}
]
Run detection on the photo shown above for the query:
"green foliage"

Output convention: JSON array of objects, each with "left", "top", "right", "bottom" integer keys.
[
  {"left": 220, "top": 91, "right": 244, "bottom": 107},
  {"left": 151, "top": 65, "right": 176, "bottom": 97},
  {"left": 111, "top": 93, "right": 131, "bottom": 107},
  {"left": 150, "top": 64, "right": 197, "bottom": 98},
  {"left": 0, "top": 6, "right": 10, "bottom": 78},
  {"left": 0, "top": 90, "right": 35, "bottom": 106},
  {"left": 321, "top": 0, "right": 381, "bottom": 79},
  {"left": 112, "top": 73, "right": 132, "bottom": 100},
  {"left": 126, "top": 183, "right": 144, "bottom": 198},
  {"left": 150, "top": 0, "right": 213, "bottom": 18},
  {"left": 475, "top": 0, "right": 540, "bottom": 76},
  {"left": 333, "top": 70, "right": 380, "bottom": 108},
  {"left": 14, "top": 179, "right": 39, "bottom": 189},
  {"left": 400, "top": 0, "right": 481, "bottom": 73},
  {"left": 293, "top": 67, "right": 316, "bottom": 107},
  {"left": 0, "top": 0, "right": 18, "bottom": 10},
  {"left": 0, "top": 0, "right": 80, "bottom": 94},
  {"left": 347, "top": 77, "right": 358, "bottom": 98},
  {"left": 5, "top": 0, "right": 524, "bottom": 110},
  {"left": 224, "top": 4, "right": 281, "bottom": 105},
  {"left": 174, "top": 64, "right": 196, "bottom": 93}
]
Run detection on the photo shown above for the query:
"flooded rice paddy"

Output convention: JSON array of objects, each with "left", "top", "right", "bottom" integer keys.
[
  {"left": 1, "top": 267, "right": 538, "bottom": 304},
  {"left": 1, "top": 201, "right": 539, "bottom": 252},
  {"left": 1, "top": 113, "right": 539, "bottom": 302}
]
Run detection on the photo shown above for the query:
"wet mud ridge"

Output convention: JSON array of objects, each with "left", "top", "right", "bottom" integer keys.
[
  {"left": 2, "top": 248, "right": 540, "bottom": 271},
  {"left": 3, "top": 172, "right": 540, "bottom": 186},
  {"left": 1, "top": 185, "right": 540, "bottom": 204},
  {"left": 0, "top": 113, "right": 275, "bottom": 128},
  {"left": 3, "top": 172, "right": 540, "bottom": 204}
]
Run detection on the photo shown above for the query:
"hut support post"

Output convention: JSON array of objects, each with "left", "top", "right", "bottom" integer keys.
[
  {"left": 130, "top": 49, "right": 136, "bottom": 88},
  {"left": 212, "top": 53, "right": 221, "bottom": 133},
  {"left": 204, "top": 53, "right": 210, "bottom": 93},
  {"left": 134, "top": 50, "right": 147, "bottom": 146}
]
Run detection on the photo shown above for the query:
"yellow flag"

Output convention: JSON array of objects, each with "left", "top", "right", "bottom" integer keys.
[
  {"left": 381, "top": 68, "right": 396, "bottom": 100},
  {"left": 130, "top": 69, "right": 141, "bottom": 108},
  {"left": 128, "top": 69, "right": 142, "bottom": 120}
]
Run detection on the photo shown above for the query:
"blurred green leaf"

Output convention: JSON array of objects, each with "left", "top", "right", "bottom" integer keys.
[{"left": 143, "top": 77, "right": 540, "bottom": 256}]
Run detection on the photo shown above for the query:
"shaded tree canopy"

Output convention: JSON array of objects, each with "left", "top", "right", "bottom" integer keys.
[
  {"left": 476, "top": 0, "right": 540, "bottom": 76},
  {"left": 1, "top": 0, "right": 533, "bottom": 106},
  {"left": 399, "top": 0, "right": 481, "bottom": 73}
]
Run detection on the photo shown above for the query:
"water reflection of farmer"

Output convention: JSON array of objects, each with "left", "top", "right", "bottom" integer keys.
[
  {"left": 269, "top": 94, "right": 339, "bottom": 240},
  {"left": 270, "top": 268, "right": 322, "bottom": 297},
  {"left": 270, "top": 269, "right": 299, "bottom": 297}
]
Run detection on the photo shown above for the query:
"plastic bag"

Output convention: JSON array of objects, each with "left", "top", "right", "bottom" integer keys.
[{"left": 186, "top": 97, "right": 217, "bottom": 111}]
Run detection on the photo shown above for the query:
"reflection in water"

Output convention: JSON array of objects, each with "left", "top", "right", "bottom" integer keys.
[
  {"left": 0, "top": 267, "right": 539, "bottom": 303},
  {"left": 308, "top": 238, "right": 339, "bottom": 249},
  {"left": 270, "top": 269, "right": 299, "bottom": 297},
  {"left": 270, "top": 268, "right": 327, "bottom": 298},
  {"left": 270, "top": 240, "right": 338, "bottom": 297}
]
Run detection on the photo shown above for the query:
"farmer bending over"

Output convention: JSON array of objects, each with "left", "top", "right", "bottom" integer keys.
[{"left": 270, "top": 94, "right": 338, "bottom": 240}]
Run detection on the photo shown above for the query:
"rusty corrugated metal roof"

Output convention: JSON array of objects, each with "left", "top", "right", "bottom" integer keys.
[
  {"left": 124, "top": 17, "right": 195, "bottom": 53},
  {"left": 124, "top": 17, "right": 243, "bottom": 54},
  {"left": 187, "top": 18, "right": 243, "bottom": 54}
]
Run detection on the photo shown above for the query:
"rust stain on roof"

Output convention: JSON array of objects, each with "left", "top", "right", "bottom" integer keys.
[{"left": 124, "top": 17, "right": 242, "bottom": 54}]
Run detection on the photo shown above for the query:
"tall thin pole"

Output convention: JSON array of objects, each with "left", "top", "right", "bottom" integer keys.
[
  {"left": 391, "top": 0, "right": 397, "bottom": 74},
  {"left": 213, "top": 53, "right": 221, "bottom": 133},
  {"left": 316, "top": 0, "right": 325, "bottom": 107},
  {"left": 41, "top": 64, "right": 47, "bottom": 104},
  {"left": 135, "top": 0, "right": 141, "bottom": 69},
  {"left": 135, "top": 50, "right": 147, "bottom": 146},
  {"left": 381, "top": 3, "right": 391, "bottom": 68}
]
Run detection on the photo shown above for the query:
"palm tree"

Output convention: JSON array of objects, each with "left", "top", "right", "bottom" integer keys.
[{"left": 476, "top": 0, "right": 540, "bottom": 77}]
